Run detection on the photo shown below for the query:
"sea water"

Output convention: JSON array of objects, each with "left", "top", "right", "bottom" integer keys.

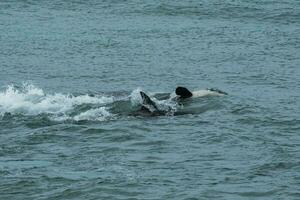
[{"left": 0, "top": 1, "right": 300, "bottom": 199}]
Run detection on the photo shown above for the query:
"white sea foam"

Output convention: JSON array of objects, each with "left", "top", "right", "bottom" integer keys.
[
  {"left": 0, "top": 84, "right": 113, "bottom": 121},
  {"left": 73, "top": 107, "right": 112, "bottom": 121}
]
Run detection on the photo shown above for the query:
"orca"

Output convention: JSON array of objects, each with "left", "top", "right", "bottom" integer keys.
[
  {"left": 175, "top": 86, "right": 193, "bottom": 99},
  {"left": 138, "top": 87, "right": 227, "bottom": 115},
  {"left": 176, "top": 86, "right": 227, "bottom": 99},
  {"left": 139, "top": 91, "right": 166, "bottom": 115},
  {"left": 140, "top": 91, "right": 158, "bottom": 110}
]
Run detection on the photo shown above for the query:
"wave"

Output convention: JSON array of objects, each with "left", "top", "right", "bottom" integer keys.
[{"left": 0, "top": 83, "right": 113, "bottom": 121}]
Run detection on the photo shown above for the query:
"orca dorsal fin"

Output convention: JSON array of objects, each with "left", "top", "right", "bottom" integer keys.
[
  {"left": 140, "top": 91, "right": 158, "bottom": 111},
  {"left": 175, "top": 86, "right": 193, "bottom": 98}
]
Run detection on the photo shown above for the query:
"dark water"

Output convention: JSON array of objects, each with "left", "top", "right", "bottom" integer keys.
[{"left": 1, "top": 0, "right": 300, "bottom": 199}]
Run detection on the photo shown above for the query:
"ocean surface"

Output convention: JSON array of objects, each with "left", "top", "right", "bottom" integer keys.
[{"left": 0, "top": 0, "right": 300, "bottom": 199}]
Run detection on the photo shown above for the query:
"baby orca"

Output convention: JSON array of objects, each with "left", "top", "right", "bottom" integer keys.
[
  {"left": 140, "top": 91, "right": 159, "bottom": 111},
  {"left": 139, "top": 91, "right": 166, "bottom": 116}
]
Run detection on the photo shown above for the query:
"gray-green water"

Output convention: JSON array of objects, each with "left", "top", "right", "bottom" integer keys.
[{"left": 1, "top": 1, "right": 300, "bottom": 199}]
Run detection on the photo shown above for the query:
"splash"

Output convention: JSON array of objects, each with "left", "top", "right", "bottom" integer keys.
[
  {"left": 0, "top": 84, "right": 113, "bottom": 121},
  {"left": 129, "top": 88, "right": 143, "bottom": 107}
]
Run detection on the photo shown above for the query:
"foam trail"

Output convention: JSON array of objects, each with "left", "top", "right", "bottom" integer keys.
[{"left": 0, "top": 84, "right": 113, "bottom": 121}]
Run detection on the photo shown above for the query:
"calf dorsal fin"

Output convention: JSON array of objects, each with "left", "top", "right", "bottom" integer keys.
[{"left": 140, "top": 91, "right": 159, "bottom": 111}]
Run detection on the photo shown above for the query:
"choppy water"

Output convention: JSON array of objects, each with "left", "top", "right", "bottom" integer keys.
[{"left": 1, "top": 0, "right": 300, "bottom": 199}]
